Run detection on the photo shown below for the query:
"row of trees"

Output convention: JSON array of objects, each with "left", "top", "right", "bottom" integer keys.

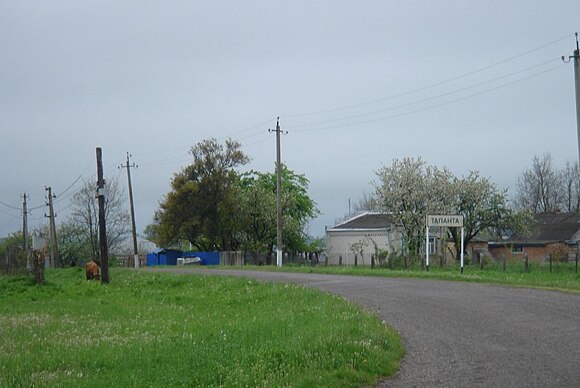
[
  {"left": 7, "top": 144, "right": 574, "bottom": 272},
  {"left": 371, "top": 157, "right": 529, "bottom": 260},
  {"left": 351, "top": 153, "right": 580, "bottom": 263},
  {"left": 5, "top": 138, "right": 319, "bottom": 270},
  {"left": 149, "top": 138, "right": 320, "bottom": 263},
  {"left": 1, "top": 177, "right": 131, "bottom": 272},
  {"left": 515, "top": 153, "right": 580, "bottom": 213}
]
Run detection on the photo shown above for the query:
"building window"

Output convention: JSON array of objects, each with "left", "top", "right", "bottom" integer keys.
[
  {"left": 428, "top": 237, "right": 436, "bottom": 255},
  {"left": 512, "top": 245, "right": 523, "bottom": 253}
]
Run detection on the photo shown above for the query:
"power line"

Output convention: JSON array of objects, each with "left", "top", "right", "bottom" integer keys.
[
  {"left": 0, "top": 199, "right": 21, "bottom": 211},
  {"left": 222, "top": 116, "right": 278, "bottom": 139},
  {"left": 0, "top": 208, "right": 21, "bottom": 219},
  {"left": 58, "top": 175, "right": 83, "bottom": 197},
  {"left": 293, "top": 63, "right": 566, "bottom": 133},
  {"left": 132, "top": 117, "right": 276, "bottom": 160},
  {"left": 284, "top": 33, "right": 572, "bottom": 118},
  {"left": 243, "top": 135, "right": 274, "bottom": 148},
  {"left": 286, "top": 58, "right": 560, "bottom": 130},
  {"left": 54, "top": 175, "right": 84, "bottom": 204}
]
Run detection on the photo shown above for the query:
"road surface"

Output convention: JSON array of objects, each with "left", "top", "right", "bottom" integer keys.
[{"left": 148, "top": 268, "right": 580, "bottom": 387}]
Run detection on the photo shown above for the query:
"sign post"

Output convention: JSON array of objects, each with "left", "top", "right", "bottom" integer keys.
[{"left": 426, "top": 215, "right": 464, "bottom": 273}]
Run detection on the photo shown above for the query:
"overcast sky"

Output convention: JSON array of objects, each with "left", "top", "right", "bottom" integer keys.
[{"left": 1, "top": 1, "right": 579, "bottom": 240}]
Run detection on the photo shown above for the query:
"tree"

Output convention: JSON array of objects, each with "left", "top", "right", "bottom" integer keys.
[
  {"left": 155, "top": 138, "right": 249, "bottom": 251},
  {"left": 561, "top": 161, "right": 580, "bottom": 212},
  {"left": 375, "top": 157, "right": 526, "bottom": 261},
  {"left": 69, "top": 177, "right": 130, "bottom": 262},
  {"left": 237, "top": 172, "right": 277, "bottom": 259},
  {"left": 515, "top": 153, "right": 563, "bottom": 213},
  {"left": 445, "top": 171, "right": 524, "bottom": 261},
  {"left": 351, "top": 191, "right": 380, "bottom": 213},
  {"left": 55, "top": 221, "right": 93, "bottom": 266},
  {"left": 143, "top": 223, "right": 161, "bottom": 246},
  {"left": 237, "top": 165, "right": 320, "bottom": 261},
  {"left": 374, "top": 157, "right": 432, "bottom": 256},
  {"left": 0, "top": 232, "right": 26, "bottom": 274}
]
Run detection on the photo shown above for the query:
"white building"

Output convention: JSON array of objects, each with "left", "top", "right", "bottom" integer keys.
[{"left": 325, "top": 212, "right": 403, "bottom": 266}]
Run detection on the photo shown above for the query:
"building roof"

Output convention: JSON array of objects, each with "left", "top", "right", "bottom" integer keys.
[
  {"left": 508, "top": 212, "right": 580, "bottom": 244},
  {"left": 328, "top": 212, "right": 396, "bottom": 231}
]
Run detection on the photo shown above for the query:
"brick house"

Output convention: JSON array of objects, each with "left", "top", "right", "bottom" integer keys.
[{"left": 488, "top": 212, "right": 580, "bottom": 263}]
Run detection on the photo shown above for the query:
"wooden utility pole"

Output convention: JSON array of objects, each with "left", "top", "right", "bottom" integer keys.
[
  {"left": 22, "top": 193, "right": 30, "bottom": 272},
  {"left": 44, "top": 187, "right": 59, "bottom": 268},
  {"left": 269, "top": 117, "right": 286, "bottom": 267},
  {"left": 120, "top": 152, "right": 139, "bottom": 268},
  {"left": 96, "top": 147, "right": 110, "bottom": 283}
]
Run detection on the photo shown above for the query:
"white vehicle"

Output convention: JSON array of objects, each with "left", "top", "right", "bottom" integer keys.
[{"left": 176, "top": 257, "right": 202, "bottom": 265}]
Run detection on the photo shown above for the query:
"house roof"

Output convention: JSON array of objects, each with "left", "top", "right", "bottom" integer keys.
[
  {"left": 328, "top": 212, "right": 396, "bottom": 231},
  {"left": 508, "top": 212, "right": 580, "bottom": 244}
]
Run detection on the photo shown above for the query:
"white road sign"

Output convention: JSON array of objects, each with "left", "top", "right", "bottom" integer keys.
[{"left": 427, "top": 215, "right": 463, "bottom": 227}]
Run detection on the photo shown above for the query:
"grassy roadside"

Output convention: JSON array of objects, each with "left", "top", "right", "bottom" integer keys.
[
  {"left": 208, "top": 262, "right": 580, "bottom": 293},
  {"left": 0, "top": 268, "right": 403, "bottom": 387}
]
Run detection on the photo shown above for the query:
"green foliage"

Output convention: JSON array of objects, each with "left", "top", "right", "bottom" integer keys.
[
  {"left": 56, "top": 221, "right": 93, "bottom": 267},
  {"left": 237, "top": 171, "right": 278, "bottom": 256},
  {"left": 0, "top": 269, "right": 403, "bottom": 387},
  {"left": 238, "top": 166, "right": 320, "bottom": 256},
  {"left": 155, "top": 138, "right": 249, "bottom": 251},
  {"left": 0, "top": 232, "right": 25, "bottom": 257},
  {"left": 0, "top": 232, "right": 27, "bottom": 272},
  {"left": 154, "top": 138, "right": 319, "bottom": 256},
  {"left": 142, "top": 223, "right": 160, "bottom": 246}
]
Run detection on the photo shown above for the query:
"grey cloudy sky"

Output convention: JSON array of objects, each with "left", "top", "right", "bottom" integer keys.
[{"left": 1, "top": 1, "right": 579, "bottom": 239}]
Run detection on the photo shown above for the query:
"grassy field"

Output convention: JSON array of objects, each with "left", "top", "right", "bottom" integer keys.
[
  {"left": 224, "top": 261, "right": 580, "bottom": 293},
  {"left": 0, "top": 268, "right": 403, "bottom": 387}
]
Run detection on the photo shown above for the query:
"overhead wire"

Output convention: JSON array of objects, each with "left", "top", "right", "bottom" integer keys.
[
  {"left": 292, "top": 62, "right": 566, "bottom": 132},
  {"left": 0, "top": 199, "right": 21, "bottom": 211},
  {"left": 286, "top": 58, "right": 561, "bottom": 130},
  {"left": 283, "top": 33, "right": 572, "bottom": 119},
  {"left": 54, "top": 175, "right": 83, "bottom": 204},
  {"left": 1, "top": 34, "right": 574, "bottom": 234}
]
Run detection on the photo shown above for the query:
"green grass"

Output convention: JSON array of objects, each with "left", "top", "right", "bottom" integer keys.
[
  {"left": 0, "top": 268, "right": 403, "bottom": 387},
  {"left": 212, "top": 261, "right": 580, "bottom": 293}
]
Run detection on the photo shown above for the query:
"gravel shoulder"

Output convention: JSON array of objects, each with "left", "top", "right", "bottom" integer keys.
[{"left": 147, "top": 268, "right": 580, "bottom": 387}]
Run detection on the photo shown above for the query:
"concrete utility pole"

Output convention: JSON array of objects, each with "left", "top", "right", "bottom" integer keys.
[
  {"left": 96, "top": 147, "right": 109, "bottom": 283},
  {"left": 563, "top": 32, "right": 580, "bottom": 163},
  {"left": 120, "top": 152, "right": 139, "bottom": 268},
  {"left": 44, "top": 187, "right": 59, "bottom": 268},
  {"left": 561, "top": 33, "right": 580, "bottom": 271},
  {"left": 269, "top": 117, "right": 287, "bottom": 267},
  {"left": 22, "top": 193, "right": 30, "bottom": 272}
]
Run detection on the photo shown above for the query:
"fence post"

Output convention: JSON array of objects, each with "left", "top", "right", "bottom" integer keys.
[
  {"left": 480, "top": 252, "right": 484, "bottom": 270},
  {"left": 502, "top": 254, "right": 506, "bottom": 272},
  {"left": 339, "top": 255, "right": 342, "bottom": 266},
  {"left": 524, "top": 253, "right": 529, "bottom": 273},
  {"left": 371, "top": 254, "right": 375, "bottom": 269},
  {"left": 549, "top": 253, "right": 552, "bottom": 273},
  {"left": 576, "top": 252, "right": 578, "bottom": 274},
  {"left": 354, "top": 254, "right": 358, "bottom": 267}
]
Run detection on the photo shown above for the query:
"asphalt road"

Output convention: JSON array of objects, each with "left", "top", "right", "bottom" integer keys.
[{"left": 148, "top": 268, "right": 580, "bottom": 387}]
